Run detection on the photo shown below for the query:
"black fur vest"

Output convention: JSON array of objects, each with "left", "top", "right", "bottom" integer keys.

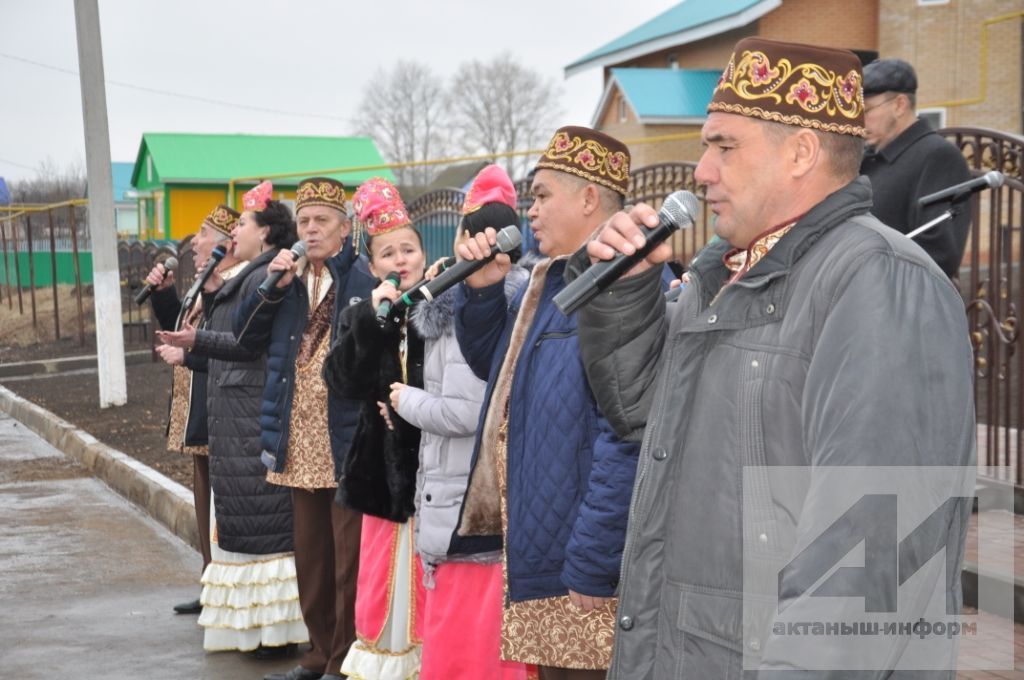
[{"left": 323, "top": 298, "right": 424, "bottom": 522}]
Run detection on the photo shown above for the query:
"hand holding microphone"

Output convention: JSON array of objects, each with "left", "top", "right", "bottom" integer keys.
[
  {"left": 258, "top": 241, "right": 307, "bottom": 294},
  {"left": 457, "top": 227, "right": 515, "bottom": 289},
  {"left": 556, "top": 190, "right": 699, "bottom": 315},
  {"left": 136, "top": 256, "right": 178, "bottom": 305},
  {"left": 373, "top": 272, "right": 402, "bottom": 324}
]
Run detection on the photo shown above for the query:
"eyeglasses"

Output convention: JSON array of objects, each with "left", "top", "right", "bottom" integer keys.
[{"left": 864, "top": 95, "right": 899, "bottom": 114}]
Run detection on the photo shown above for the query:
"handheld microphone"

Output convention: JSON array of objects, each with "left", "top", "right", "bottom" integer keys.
[
  {"left": 918, "top": 171, "right": 1004, "bottom": 207},
  {"left": 389, "top": 256, "right": 457, "bottom": 315},
  {"left": 178, "top": 245, "right": 227, "bottom": 327},
  {"left": 554, "top": 191, "right": 699, "bottom": 316},
  {"left": 374, "top": 271, "right": 403, "bottom": 324},
  {"left": 384, "top": 226, "right": 521, "bottom": 323},
  {"left": 258, "top": 241, "right": 307, "bottom": 295},
  {"left": 135, "top": 256, "right": 178, "bottom": 305}
]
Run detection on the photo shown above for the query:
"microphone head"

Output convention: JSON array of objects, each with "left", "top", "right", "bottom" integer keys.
[
  {"left": 163, "top": 256, "right": 178, "bottom": 272},
  {"left": 496, "top": 225, "right": 523, "bottom": 253},
  {"left": 984, "top": 171, "right": 1005, "bottom": 189},
  {"left": 210, "top": 244, "right": 228, "bottom": 262},
  {"left": 384, "top": 270, "right": 401, "bottom": 286},
  {"left": 291, "top": 240, "right": 308, "bottom": 258},
  {"left": 660, "top": 191, "right": 700, "bottom": 228}
]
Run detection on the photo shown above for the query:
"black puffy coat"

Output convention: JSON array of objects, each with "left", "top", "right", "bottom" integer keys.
[
  {"left": 323, "top": 299, "right": 423, "bottom": 523},
  {"left": 191, "top": 250, "right": 293, "bottom": 555}
]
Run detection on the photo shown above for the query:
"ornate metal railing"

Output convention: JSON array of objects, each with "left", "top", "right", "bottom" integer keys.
[{"left": 940, "top": 127, "right": 1024, "bottom": 485}]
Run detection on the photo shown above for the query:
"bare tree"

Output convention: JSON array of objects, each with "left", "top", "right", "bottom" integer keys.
[
  {"left": 449, "top": 53, "right": 563, "bottom": 178},
  {"left": 353, "top": 61, "right": 451, "bottom": 188},
  {"left": 10, "top": 157, "right": 87, "bottom": 204}
]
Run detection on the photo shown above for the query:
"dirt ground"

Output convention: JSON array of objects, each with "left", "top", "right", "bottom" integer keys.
[{"left": 0, "top": 360, "right": 192, "bottom": 489}]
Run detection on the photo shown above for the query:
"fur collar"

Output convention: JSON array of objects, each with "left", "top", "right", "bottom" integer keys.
[{"left": 409, "top": 288, "right": 456, "bottom": 340}]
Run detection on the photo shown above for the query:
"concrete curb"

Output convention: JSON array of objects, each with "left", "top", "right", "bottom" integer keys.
[
  {"left": 0, "top": 349, "right": 153, "bottom": 379},
  {"left": 0, "top": 383, "right": 200, "bottom": 553}
]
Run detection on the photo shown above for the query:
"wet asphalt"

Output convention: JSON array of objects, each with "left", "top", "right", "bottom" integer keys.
[{"left": 0, "top": 412, "right": 301, "bottom": 679}]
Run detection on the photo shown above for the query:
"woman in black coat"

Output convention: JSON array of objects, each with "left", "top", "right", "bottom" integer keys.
[{"left": 157, "top": 184, "right": 307, "bottom": 654}]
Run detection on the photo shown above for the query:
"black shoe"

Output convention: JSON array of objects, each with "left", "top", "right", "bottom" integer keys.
[
  {"left": 263, "top": 666, "right": 323, "bottom": 680},
  {"left": 251, "top": 643, "right": 297, "bottom": 661},
  {"left": 172, "top": 598, "right": 202, "bottom": 614}
]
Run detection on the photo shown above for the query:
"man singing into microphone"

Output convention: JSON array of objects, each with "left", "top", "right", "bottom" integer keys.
[
  {"left": 575, "top": 38, "right": 974, "bottom": 678},
  {"left": 144, "top": 203, "right": 240, "bottom": 615},
  {"left": 454, "top": 126, "right": 640, "bottom": 679},
  {"left": 234, "top": 177, "right": 375, "bottom": 680},
  {"left": 860, "top": 58, "right": 972, "bottom": 279}
]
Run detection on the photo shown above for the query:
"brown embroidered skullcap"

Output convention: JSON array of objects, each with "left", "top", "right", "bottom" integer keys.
[
  {"left": 708, "top": 37, "right": 865, "bottom": 137},
  {"left": 295, "top": 177, "right": 347, "bottom": 213},
  {"left": 202, "top": 204, "right": 240, "bottom": 237},
  {"left": 535, "top": 126, "right": 631, "bottom": 196}
]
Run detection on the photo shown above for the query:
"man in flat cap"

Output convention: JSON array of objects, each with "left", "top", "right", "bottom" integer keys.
[
  {"left": 860, "top": 58, "right": 972, "bottom": 279},
  {"left": 576, "top": 38, "right": 974, "bottom": 678},
  {"left": 454, "top": 126, "right": 640, "bottom": 678}
]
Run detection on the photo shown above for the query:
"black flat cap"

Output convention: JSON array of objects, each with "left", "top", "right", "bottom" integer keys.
[{"left": 863, "top": 59, "right": 918, "bottom": 97}]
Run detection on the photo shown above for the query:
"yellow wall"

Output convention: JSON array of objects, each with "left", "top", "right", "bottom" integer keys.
[{"left": 168, "top": 187, "right": 227, "bottom": 241}]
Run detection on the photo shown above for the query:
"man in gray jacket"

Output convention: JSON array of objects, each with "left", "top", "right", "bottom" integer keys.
[{"left": 573, "top": 37, "right": 975, "bottom": 678}]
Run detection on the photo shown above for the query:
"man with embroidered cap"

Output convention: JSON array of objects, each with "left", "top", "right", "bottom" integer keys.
[
  {"left": 453, "top": 126, "right": 640, "bottom": 679},
  {"left": 859, "top": 58, "right": 972, "bottom": 279},
  {"left": 144, "top": 203, "right": 241, "bottom": 615},
  {"left": 575, "top": 38, "right": 974, "bottom": 678},
  {"left": 235, "top": 177, "right": 375, "bottom": 680}
]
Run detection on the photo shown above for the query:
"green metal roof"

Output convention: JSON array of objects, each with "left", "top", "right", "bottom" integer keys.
[
  {"left": 565, "top": 0, "right": 779, "bottom": 76},
  {"left": 130, "top": 133, "right": 395, "bottom": 190}
]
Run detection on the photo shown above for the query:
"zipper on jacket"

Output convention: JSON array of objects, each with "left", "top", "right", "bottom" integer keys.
[{"left": 534, "top": 329, "right": 577, "bottom": 347}]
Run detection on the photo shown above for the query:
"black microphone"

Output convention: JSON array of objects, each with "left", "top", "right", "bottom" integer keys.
[
  {"left": 374, "top": 271, "right": 403, "bottom": 324},
  {"left": 135, "top": 256, "right": 178, "bottom": 305},
  {"left": 918, "top": 171, "right": 1004, "bottom": 207},
  {"left": 554, "top": 190, "right": 699, "bottom": 316},
  {"left": 258, "top": 241, "right": 308, "bottom": 295},
  {"left": 177, "top": 245, "right": 227, "bottom": 327},
  {"left": 389, "top": 256, "right": 457, "bottom": 315},
  {"left": 386, "top": 226, "right": 521, "bottom": 322}
]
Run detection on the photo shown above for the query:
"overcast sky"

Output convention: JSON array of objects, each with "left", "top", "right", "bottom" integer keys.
[{"left": 0, "top": 0, "right": 676, "bottom": 183}]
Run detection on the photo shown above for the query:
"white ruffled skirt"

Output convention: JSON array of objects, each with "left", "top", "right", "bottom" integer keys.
[{"left": 197, "top": 492, "right": 309, "bottom": 652}]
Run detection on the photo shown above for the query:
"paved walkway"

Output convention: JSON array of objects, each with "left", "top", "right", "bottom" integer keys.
[{"left": 0, "top": 412, "right": 298, "bottom": 679}]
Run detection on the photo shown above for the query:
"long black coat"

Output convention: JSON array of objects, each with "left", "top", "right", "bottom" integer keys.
[
  {"left": 191, "top": 250, "right": 293, "bottom": 555},
  {"left": 860, "top": 117, "right": 972, "bottom": 278},
  {"left": 323, "top": 299, "right": 423, "bottom": 523},
  {"left": 152, "top": 286, "right": 208, "bottom": 448}
]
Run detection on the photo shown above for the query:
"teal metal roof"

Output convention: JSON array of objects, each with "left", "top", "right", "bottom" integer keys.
[
  {"left": 111, "top": 162, "right": 134, "bottom": 203},
  {"left": 613, "top": 68, "right": 720, "bottom": 119},
  {"left": 566, "top": 0, "right": 776, "bottom": 75}
]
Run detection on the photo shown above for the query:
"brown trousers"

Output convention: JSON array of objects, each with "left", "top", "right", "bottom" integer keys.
[
  {"left": 292, "top": 487, "right": 362, "bottom": 674},
  {"left": 193, "top": 454, "right": 212, "bottom": 570},
  {"left": 537, "top": 667, "right": 606, "bottom": 680}
]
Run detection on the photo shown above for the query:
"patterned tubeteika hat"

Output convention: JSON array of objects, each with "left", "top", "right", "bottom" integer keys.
[
  {"left": 535, "top": 126, "right": 631, "bottom": 196},
  {"left": 352, "top": 177, "right": 411, "bottom": 237},
  {"left": 202, "top": 204, "right": 240, "bottom": 237},
  {"left": 462, "top": 164, "right": 517, "bottom": 215},
  {"left": 295, "top": 176, "right": 348, "bottom": 214},
  {"left": 708, "top": 37, "right": 865, "bottom": 137}
]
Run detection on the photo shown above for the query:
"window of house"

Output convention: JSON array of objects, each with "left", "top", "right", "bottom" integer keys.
[
  {"left": 667, "top": 53, "right": 679, "bottom": 69},
  {"left": 917, "top": 0, "right": 949, "bottom": 5},
  {"left": 618, "top": 96, "right": 628, "bottom": 123},
  {"left": 919, "top": 107, "right": 947, "bottom": 129}
]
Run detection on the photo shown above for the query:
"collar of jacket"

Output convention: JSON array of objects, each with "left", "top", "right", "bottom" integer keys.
[
  {"left": 866, "top": 117, "right": 933, "bottom": 164},
  {"left": 689, "top": 176, "right": 875, "bottom": 295},
  {"left": 216, "top": 248, "right": 277, "bottom": 302}
]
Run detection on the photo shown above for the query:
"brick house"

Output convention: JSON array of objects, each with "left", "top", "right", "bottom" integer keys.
[{"left": 567, "top": 0, "right": 1022, "bottom": 167}]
